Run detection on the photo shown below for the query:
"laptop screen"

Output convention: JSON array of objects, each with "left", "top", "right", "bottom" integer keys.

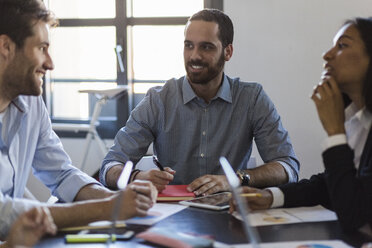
[{"left": 219, "top": 157, "right": 261, "bottom": 247}]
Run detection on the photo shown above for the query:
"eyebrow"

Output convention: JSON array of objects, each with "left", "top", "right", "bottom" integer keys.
[
  {"left": 335, "top": 34, "right": 354, "bottom": 43},
  {"left": 184, "top": 40, "right": 216, "bottom": 48},
  {"left": 40, "top": 41, "right": 50, "bottom": 46},
  {"left": 200, "top": 41, "right": 216, "bottom": 47}
]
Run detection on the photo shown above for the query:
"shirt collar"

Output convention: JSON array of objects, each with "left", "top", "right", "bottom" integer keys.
[
  {"left": 182, "top": 74, "right": 232, "bottom": 104},
  {"left": 0, "top": 111, "right": 4, "bottom": 123},
  {"left": 10, "top": 96, "right": 28, "bottom": 113},
  {"left": 345, "top": 103, "right": 372, "bottom": 131}
]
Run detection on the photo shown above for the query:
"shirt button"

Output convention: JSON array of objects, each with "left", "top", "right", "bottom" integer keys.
[
  {"left": 201, "top": 153, "right": 205, "bottom": 158},
  {"left": 202, "top": 131, "right": 206, "bottom": 136}
]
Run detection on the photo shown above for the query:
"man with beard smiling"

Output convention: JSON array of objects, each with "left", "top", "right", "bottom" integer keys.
[
  {"left": 102, "top": 9, "right": 299, "bottom": 196},
  {"left": 0, "top": 0, "right": 157, "bottom": 239}
]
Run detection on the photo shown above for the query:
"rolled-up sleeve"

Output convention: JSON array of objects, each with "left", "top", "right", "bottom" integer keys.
[
  {"left": 33, "top": 100, "right": 100, "bottom": 202},
  {"left": 252, "top": 86, "right": 300, "bottom": 182},
  {"left": 277, "top": 160, "right": 297, "bottom": 183},
  {"left": 100, "top": 161, "right": 123, "bottom": 186}
]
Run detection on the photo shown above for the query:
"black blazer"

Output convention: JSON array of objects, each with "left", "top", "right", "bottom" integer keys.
[{"left": 279, "top": 127, "right": 372, "bottom": 232}]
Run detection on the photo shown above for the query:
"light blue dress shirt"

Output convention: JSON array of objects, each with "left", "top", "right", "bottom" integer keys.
[
  {"left": 0, "top": 95, "right": 99, "bottom": 238},
  {"left": 101, "top": 75, "right": 299, "bottom": 185}
]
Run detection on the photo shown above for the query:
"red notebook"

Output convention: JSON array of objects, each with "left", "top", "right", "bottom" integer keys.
[{"left": 157, "top": 185, "right": 195, "bottom": 202}]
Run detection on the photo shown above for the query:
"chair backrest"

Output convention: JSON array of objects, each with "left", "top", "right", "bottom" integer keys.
[
  {"left": 23, "top": 188, "right": 37, "bottom": 200},
  {"left": 247, "top": 156, "right": 257, "bottom": 169},
  {"left": 136, "top": 156, "right": 157, "bottom": 171}
]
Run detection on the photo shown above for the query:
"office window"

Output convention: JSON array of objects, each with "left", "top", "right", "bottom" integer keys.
[
  {"left": 128, "top": 25, "right": 185, "bottom": 105},
  {"left": 46, "top": 0, "right": 222, "bottom": 138},
  {"left": 49, "top": 0, "right": 115, "bottom": 19},
  {"left": 50, "top": 27, "right": 116, "bottom": 119},
  {"left": 127, "top": 0, "right": 203, "bottom": 17}
]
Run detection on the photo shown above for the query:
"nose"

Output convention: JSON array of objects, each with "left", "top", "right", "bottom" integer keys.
[
  {"left": 322, "top": 47, "right": 334, "bottom": 61},
  {"left": 44, "top": 52, "right": 54, "bottom": 71},
  {"left": 190, "top": 47, "right": 202, "bottom": 61}
]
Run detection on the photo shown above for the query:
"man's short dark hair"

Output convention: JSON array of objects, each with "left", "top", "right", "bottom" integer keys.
[
  {"left": 188, "top": 9, "right": 234, "bottom": 48},
  {"left": 0, "top": 0, "right": 57, "bottom": 48}
]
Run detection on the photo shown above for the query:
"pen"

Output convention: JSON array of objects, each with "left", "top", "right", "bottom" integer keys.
[
  {"left": 152, "top": 155, "right": 165, "bottom": 171},
  {"left": 240, "top": 193, "right": 262, "bottom": 198}
]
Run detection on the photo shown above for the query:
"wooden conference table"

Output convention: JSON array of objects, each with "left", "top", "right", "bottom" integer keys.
[{"left": 35, "top": 206, "right": 372, "bottom": 248}]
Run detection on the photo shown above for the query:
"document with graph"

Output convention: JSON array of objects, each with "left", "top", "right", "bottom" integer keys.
[{"left": 232, "top": 205, "right": 337, "bottom": 226}]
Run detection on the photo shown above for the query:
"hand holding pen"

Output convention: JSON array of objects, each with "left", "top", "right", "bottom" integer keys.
[
  {"left": 152, "top": 155, "right": 165, "bottom": 171},
  {"left": 229, "top": 186, "right": 272, "bottom": 213},
  {"left": 153, "top": 155, "right": 177, "bottom": 178},
  {"left": 130, "top": 155, "right": 175, "bottom": 192}
]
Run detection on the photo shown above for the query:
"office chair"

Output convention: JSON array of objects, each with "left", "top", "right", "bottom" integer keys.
[{"left": 52, "top": 86, "right": 128, "bottom": 173}]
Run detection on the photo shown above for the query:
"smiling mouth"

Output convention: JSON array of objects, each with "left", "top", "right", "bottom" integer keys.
[
  {"left": 188, "top": 62, "right": 206, "bottom": 73},
  {"left": 36, "top": 71, "right": 45, "bottom": 78},
  {"left": 191, "top": 65, "right": 203, "bottom": 69},
  {"left": 35, "top": 72, "right": 45, "bottom": 85}
]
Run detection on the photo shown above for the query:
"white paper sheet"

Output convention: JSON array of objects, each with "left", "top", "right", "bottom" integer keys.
[
  {"left": 233, "top": 205, "right": 337, "bottom": 226},
  {"left": 284, "top": 205, "right": 338, "bottom": 222},
  {"left": 124, "top": 203, "right": 188, "bottom": 225},
  {"left": 214, "top": 240, "right": 353, "bottom": 248}
]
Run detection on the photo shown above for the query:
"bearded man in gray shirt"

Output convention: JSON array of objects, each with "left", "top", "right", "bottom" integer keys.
[{"left": 100, "top": 9, "right": 299, "bottom": 196}]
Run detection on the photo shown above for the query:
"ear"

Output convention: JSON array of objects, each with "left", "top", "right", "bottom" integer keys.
[
  {"left": 224, "top": 44, "right": 233, "bottom": 61},
  {"left": 0, "top": 34, "right": 16, "bottom": 59}
]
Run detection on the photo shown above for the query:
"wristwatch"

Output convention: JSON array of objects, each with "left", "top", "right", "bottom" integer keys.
[{"left": 236, "top": 170, "right": 251, "bottom": 186}]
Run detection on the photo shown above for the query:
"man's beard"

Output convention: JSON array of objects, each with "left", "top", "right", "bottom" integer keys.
[
  {"left": 2, "top": 55, "right": 42, "bottom": 99},
  {"left": 186, "top": 52, "right": 225, "bottom": 85}
]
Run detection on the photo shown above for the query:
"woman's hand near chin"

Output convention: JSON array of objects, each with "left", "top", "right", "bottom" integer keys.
[{"left": 311, "top": 76, "right": 346, "bottom": 136}]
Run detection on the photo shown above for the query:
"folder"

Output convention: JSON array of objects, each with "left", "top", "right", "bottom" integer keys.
[
  {"left": 157, "top": 185, "right": 195, "bottom": 202},
  {"left": 136, "top": 227, "right": 213, "bottom": 248}
]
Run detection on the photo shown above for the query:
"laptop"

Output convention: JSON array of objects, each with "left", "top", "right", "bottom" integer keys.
[{"left": 219, "top": 157, "right": 261, "bottom": 248}]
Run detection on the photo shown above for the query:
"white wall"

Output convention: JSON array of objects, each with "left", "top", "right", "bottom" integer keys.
[{"left": 224, "top": 0, "right": 372, "bottom": 179}]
